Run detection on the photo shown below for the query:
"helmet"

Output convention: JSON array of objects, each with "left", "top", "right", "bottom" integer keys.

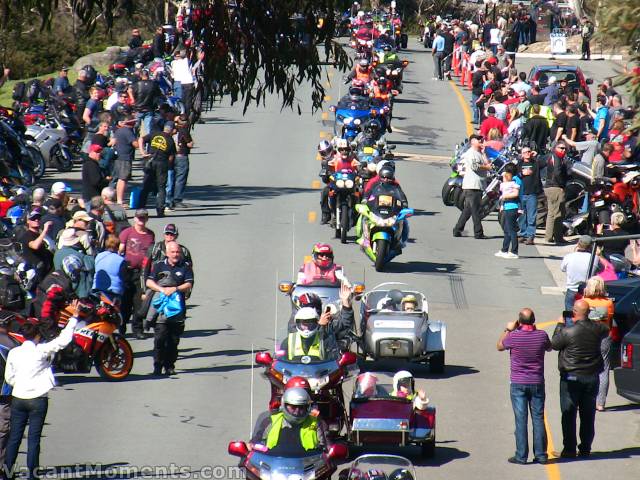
[
  {"left": 387, "top": 289, "right": 404, "bottom": 307},
  {"left": 377, "top": 78, "right": 389, "bottom": 92},
  {"left": 393, "top": 370, "right": 415, "bottom": 396},
  {"left": 365, "top": 470, "right": 387, "bottom": 480},
  {"left": 388, "top": 469, "right": 415, "bottom": 480},
  {"left": 379, "top": 165, "right": 395, "bottom": 181},
  {"left": 62, "top": 255, "right": 83, "bottom": 282},
  {"left": 294, "top": 292, "right": 323, "bottom": 316},
  {"left": 383, "top": 44, "right": 392, "bottom": 52},
  {"left": 364, "top": 119, "right": 381, "bottom": 136},
  {"left": 401, "top": 294, "right": 418, "bottom": 310},
  {"left": 281, "top": 387, "right": 311, "bottom": 424},
  {"left": 285, "top": 376, "right": 311, "bottom": 392},
  {"left": 295, "top": 307, "right": 319, "bottom": 338},
  {"left": 358, "top": 58, "right": 370, "bottom": 68},
  {"left": 335, "top": 138, "right": 349, "bottom": 150},
  {"left": 317, "top": 140, "right": 333, "bottom": 159},
  {"left": 349, "top": 86, "right": 365, "bottom": 98},
  {"left": 356, "top": 372, "right": 378, "bottom": 397},
  {"left": 312, "top": 242, "right": 334, "bottom": 268}
]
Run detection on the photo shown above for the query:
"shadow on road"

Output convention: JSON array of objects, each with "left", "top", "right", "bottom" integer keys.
[
  {"left": 57, "top": 373, "right": 154, "bottom": 385},
  {"left": 550, "top": 446, "right": 640, "bottom": 463},
  {"left": 389, "top": 139, "right": 432, "bottom": 147},
  {"left": 412, "top": 208, "right": 440, "bottom": 216},
  {"left": 347, "top": 442, "right": 469, "bottom": 467},
  {"left": 602, "top": 403, "right": 640, "bottom": 412},
  {"left": 392, "top": 98, "right": 429, "bottom": 105},
  {"left": 182, "top": 326, "right": 234, "bottom": 338},
  {"left": 385, "top": 260, "right": 460, "bottom": 274},
  {"left": 178, "top": 348, "right": 253, "bottom": 360},
  {"left": 184, "top": 184, "right": 316, "bottom": 203},
  {"left": 358, "top": 361, "right": 479, "bottom": 380},
  {"left": 199, "top": 115, "right": 252, "bottom": 125},
  {"left": 179, "top": 363, "right": 253, "bottom": 374}
]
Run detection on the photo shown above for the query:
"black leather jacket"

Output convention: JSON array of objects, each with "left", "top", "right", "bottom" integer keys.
[{"left": 551, "top": 320, "right": 609, "bottom": 376}]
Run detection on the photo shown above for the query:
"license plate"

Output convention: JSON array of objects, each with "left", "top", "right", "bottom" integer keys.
[{"left": 594, "top": 200, "right": 605, "bottom": 207}]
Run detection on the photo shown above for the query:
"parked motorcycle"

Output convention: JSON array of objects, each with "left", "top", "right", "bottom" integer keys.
[
  {"left": 25, "top": 115, "right": 74, "bottom": 172},
  {"left": 0, "top": 119, "right": 38, "bottom": 185}
]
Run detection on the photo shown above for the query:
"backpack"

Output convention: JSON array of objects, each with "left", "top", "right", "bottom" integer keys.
[
  {"left": 12, "top": 82, "right": 26, "bottom": 102},
  {"left": 82, "top": 65, "right": 98, "bottom": 86},
  {"left": 25, "top": 79, "right": 43, "bottom": 103}
]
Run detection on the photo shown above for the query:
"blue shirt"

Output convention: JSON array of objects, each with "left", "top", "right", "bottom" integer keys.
[
  {"left": 503, "top": 176, "right": 522, "bottom": 211},
  {"left": 432, "top": 35, "right": 445, "bottom": 52},
  {"left": 93, "top": 251, "right": 126, "bottom": 295},
  {"left": 53, "top": 76, "right": 70, "bottom": 95},
  {"left": 593, "top": 106, "right": 610, "bottom": 140}
]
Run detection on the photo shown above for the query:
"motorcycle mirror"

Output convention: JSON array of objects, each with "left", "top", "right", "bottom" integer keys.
[
  {"left": 278, "top": 281, "right": 294, "bottom": 293},
  {"left": 255, "top": 351, "right": 273, "bottom": 366},
  {"left": 327, "top": 442, "right": 349, "bottom": 460},
  {"left": 338, "top": 351, "right": 357, "bottom": 367},
  {"left": 402, "top": 60, "right": 409, "bottom": 67},
  {"left": 227, "top": 441, "right": 249, "bottom": 457}
]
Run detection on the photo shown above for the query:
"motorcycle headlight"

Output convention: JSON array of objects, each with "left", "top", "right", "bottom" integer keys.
[
  {"left": 354, "top": 118, "right": 361, "bottom": 125},
  {"left": 336, "top": 179, "right": 345, "bottom": 188},
  {"left": 343, "top": 117, "right": 352, "bottom": 125},
  {"left": 386, "top": 69, "right": 391, "bottom": 75},
  {"left": 345, "top": 179, "right": 354, "bottom": 189},
  {"left": 394, "top": 68, "right": 401, "bottom": 75}
]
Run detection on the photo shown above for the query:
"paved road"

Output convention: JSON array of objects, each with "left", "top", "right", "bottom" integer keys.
[{"left": 20, "top": 41, "right": 639, "bottom": 479}]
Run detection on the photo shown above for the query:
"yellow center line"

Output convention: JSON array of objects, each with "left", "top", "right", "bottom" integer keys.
[
  {"left": 321, "top": 112, "right": 329, "bottom": 120},
  {"left": 324, "top": 95, "right": 332, "bottom": 102},
  {"left": 307, "top": 211, "right": 317, "bottom": 223},
  {"left": 304, "top": 255, "right": 312, "bottom": 263},
  {"left": 448, "top": 80, "right": 474, "bottom": 137},
  {"left": 316, "top": 153, "right": 323, "bottom": 161},
  {"left": 544, "top": 413, "right": 562, "bottom": 480},
  {"left": 311, "top": 180, "right": 322, "bottom": 189},
  {"left": 319, "top": 131, "right": 331, "bottom": 139},
  {"left": 537, "top": 320, "right": 560, "bottom": 330}
]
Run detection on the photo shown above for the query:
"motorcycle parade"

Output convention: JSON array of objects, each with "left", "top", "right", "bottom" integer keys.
[{"left": 0, "top": 0, "right": 638, "bottom": 479}]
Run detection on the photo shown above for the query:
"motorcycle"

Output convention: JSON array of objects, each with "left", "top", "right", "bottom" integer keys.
[
  {"left": 330, "top": 96, "right": 372, "bottom": 142},
  {"left": 373, "top": 60, "right": 409, "bottom": 93},
  {"left": 355, "top": 187, "right": 413, "bottom": 272},
  {"left": 329, "top": 168, "right": 360, "bottom": 243},
  {"left": 8, "top": 293, "right": 134, "bottom": 381},
  {"left": 228, "top": 440, "right": 347, "bottom": 480},
  {"left": 0, "top": 119, "right": 38, "bottom": 185},
  {"left": 338, "top": 454, "right": 417, "bottom": 480},
  {"left": 25, "top": 115, "right": 74, "bottom": 173},
  {"left": 255, "top": 339, "right": 358, "bottom": 437}
]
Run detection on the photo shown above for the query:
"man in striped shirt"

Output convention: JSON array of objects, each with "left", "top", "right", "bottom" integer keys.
[{"left": 498, "top": 308, "right": 552, "bottom": 465}]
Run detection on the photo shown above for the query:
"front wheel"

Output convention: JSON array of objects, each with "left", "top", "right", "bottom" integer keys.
[
  {"left": 53, "top": 146, "right": 73, "bottom": 172},
  {"left": 27, "top": 146, "right": 46, "bottom": 180},
  {"left": 340, "top": 202, "right": 349, "bottom": 244},
  {"left": 95, "top": 334, "right": 134, "bottom": 381},
  {"left": 374, "top": 238, "right": 389, "bottom": 272}
]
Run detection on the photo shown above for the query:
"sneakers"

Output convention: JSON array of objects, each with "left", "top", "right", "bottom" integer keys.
[{"left": 495, "top": 251, "right": 519, "bottom": 259}]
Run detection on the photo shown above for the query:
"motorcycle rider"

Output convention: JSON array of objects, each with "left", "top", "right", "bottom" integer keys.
[
  {"left": 391, "top": 370, "right": 430, "bottom": 410},
  {"left": 250, "top": 387, "right": 325, "bottom": 455},
  {"left": 365, "top": 164, "right": 408, "bottom": 208},
  {"left": 346, "top": 58, "right": 374, "bottom": 84},
  {"left": 280, "top": 307, "right": 338, "bottom": 361},
  {"left": 318, "top": 140, "right": 335, "bottom": 224},
  {"left": 354, "top": 119, "right": 384, "bottom": 149},
  {"left": 31, "top": 256, "right": 83, "bottom": 339},
  {"left": 401, "top": 294, "right": 419, "bottom": 312},
  {"left": 371, "top": 77, "right": 393, "bottom": 133},
  {"left": 296, "top": 243, "right": 345, "bottom": 286}
]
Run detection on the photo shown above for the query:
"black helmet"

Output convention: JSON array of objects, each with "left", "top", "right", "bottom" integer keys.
[
  {"left": 349, "top": 86, "right": 365, "bottom": 98},
  {"left": 379, "top": 165, "right": 395, "bottom": 181},
  {"left": 365, "top": 119, "right": 381, "bottom": 135},
  {"left": 388, "top": 468, "right": 415, "bottom": 480},
  {"left": 386, "top": 289, "right": 403, "bottom": 308}
]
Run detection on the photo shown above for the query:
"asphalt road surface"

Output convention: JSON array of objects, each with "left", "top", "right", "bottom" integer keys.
[{"left": 22, "top": 41, "right": 639, "bottom": 479}]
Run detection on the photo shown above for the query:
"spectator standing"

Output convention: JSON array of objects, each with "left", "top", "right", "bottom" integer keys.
[
  {"left": 431, "top": 30, "right": 445, "bottom": 81},
  {"left": 581, "top": 276, "right": 614, "bottom": 411},
  {"left": 550, "top": 102, "right": 567, "bottom": 143},
  {"left": 453, "top": 134, "right": 492, "bottom": 239},
  {"left": 3, "top": 312, "right": 79, "bottom": 479},
  {"left": 40, "top": 198, "right": 66, "bottom": 241},
  {"left": 74, "top": 70, "right": 90, "bottom": 120},
  {"left": 511, "top": 72, "right": 531, "bottom": 95},
  {"left": 543, "top": 142, "right": 569, "bottom": 245},
  {"left": 119, "top": 209, "right": 155, "bottom": 338},
  {"left": 495, "top": 163, "right": 521, "bottom": 259},
  {"left": 592, "top": 96, "right": 610, "bottom": 141},
  {"left": 101, "top": 187, "right": 130, "bottom": 235},
  {"left": 551, "top": 299, "right": 609, "bottom": 458},
  {"left": 518, "top": 147, "right": 543, "bottom": 245},
  {"left": 171, "top": 50, "right": 196, "bottom": 116},
  {"left": 52, "top": 66, "right": 70, "bottom": 96},
  {"left": 167, "top": 115, "right": 193, "bottom": 209},
  {"left": 113, "top": 115, "right": 139, "bottom": 206},
  {"left": 580, "top": 18, "right": 594, "bottom": 60},
  {"left": 130, "top": 69, "right": 161, "bottom": 138},
  {"left": 497, "top": 308, "right": 552, "bottom": 464},
  {"left": 139, "top": 122, "right": 177, "bottom": 218},
  {"left": 128, "top": 28, "right": 144, "bottom": 50},
  {"left": 93, "top": 235, "right": 126, "bottom": 298},
  {"left": 146, "top": 241, "right": 194, "bottom": 376},
  {"left": 480, "top": 106, "right": 508, "bottom": 138},
  {"left": 523, "top": 104, "right": 551, "bottom": 153},
  {"left": 16, "top": 208, "right": 54, "bottom": 282},
  {"left": 561, "top": 236, "right": 600, "bottom": 311},
  {"left": 564, "top": 104, "right": 580, "bottom": 142},
  {"left": 541, "top": 76, "right": 560, "bottom": 106},
  {"left": 0, "top": 322, "right": 17, "bottom": 468},
  {"left": 471, "top": 61, "right": 486, "bottom": 124},
  {"left": 488, "top": 24, "right": 502, "bottom": 54},
  {"left": 441, "top": 27, "right": 455, "bottom": 80},
  {"left": 152, "top": 26, "right": 165, "bottom": 59},
  {"left": 82, "top": 145, "right": 108, "bottom": 206}
]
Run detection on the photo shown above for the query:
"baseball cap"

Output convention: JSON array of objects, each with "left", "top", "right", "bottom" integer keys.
[
  {"left": 135, "top": 208, "right": 149, "bottom": 218},
  {"left": 164, "top": 223, "right": 178, "bottom": 235},
  {"left": 51, "top": 181, "right": 71, "bottom": 195},
  {"left": 89, "top": 144, "right": 104, "bottom": 154},
  {"left": 72, "top": 210, "right": 92, "bottom": 222},
  {"left": 27, "top": 207, "right": 43, "bottom": 220},
  {"left": 61, "top": 66, "right": 69, "bottom": 72}
]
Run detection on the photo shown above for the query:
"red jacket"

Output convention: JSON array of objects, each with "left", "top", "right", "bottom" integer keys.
[
  {"left": 480, "top": 116, "right": 508, "bottom": 138},
  {"left": 298, "top": 262, "right": 343, "bottom": 285}
]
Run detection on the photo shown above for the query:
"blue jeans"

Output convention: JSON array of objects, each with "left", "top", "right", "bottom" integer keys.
[
  {"left": 173, "top": 81, "right": 182, "bottom": 99},
  {"left": 173, "top": 155, "right": 190, "bottom": 201},
  {"left": 560, "top": 374, "right": 599, "bottom": 454},
  {"left": 565, "top": 289, "right": 577, "bottom": 317},
  {"left": 136, "top": 111, "right": 155, "bottom": 137},
  {"left": 518, "top": 194, "right": 537, "bottom": 239},
  {"left": 510, "top": 383, "right": 547, "bottom": 462},
  {"left": 4, "top": 396, "right": 49, "bottom": 479},
  {"left": 501, "top": 208, "right": 519, "bottom": 254},
  {"left": 471, "top": 93, "right": 480, "bottom": 124},
  {"left": 165, "top": 169, "right": 175, "bottom": 206}
]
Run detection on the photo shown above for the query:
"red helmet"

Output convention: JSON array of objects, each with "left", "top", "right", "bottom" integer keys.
[
  {"left": 285, "top": 376, "right": 311, "bottom": 391},
  {"left": 294, "top": 292, "right": 323, "bottom": 316},
  {"left": 312, "top": 243, "right": 334, "bottom": 268}
]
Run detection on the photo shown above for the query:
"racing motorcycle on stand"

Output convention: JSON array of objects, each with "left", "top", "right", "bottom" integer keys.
[
  {"left": 355, "top": 187, "right": 413, "bottom": 272},
  {"left": 7, "top": 293, "right": 133, "bottom": 381}
]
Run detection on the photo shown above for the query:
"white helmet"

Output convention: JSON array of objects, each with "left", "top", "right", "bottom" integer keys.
[
  {"left": 281, "top": 387, "right": 311, "bottom": 424},
  {"left": 393, "top": 370, "right": 414, "bottom": 394},
  {"left": 295, "top": 307, "right": 320, "bottom": 338},
  {"left": 357, "top": 10, "right": 365, "bottom": 17},
  {"left": 375, "top": 160, "right": 388, "bottom": 174},
  {"left": 336, "top": 138, "right": 349, "bottom": 150}
]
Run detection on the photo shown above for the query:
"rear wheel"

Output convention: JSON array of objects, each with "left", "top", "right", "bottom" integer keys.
[
  {"left": 53, "top": 146, "right": 73, "bottom": 172},
  {"left": 442, "top": 179, "right": 454, "bottom": 206},
  {"left": 340, "top": 203, "right": 349, "bottom": 244},
  {"left": 430, "top": 351, "right": 445, "bottom": 374},
  {"left": 27, "top": 146, "right": 46, "bottom": 180},
  {"left": 374, "top": 239, "right": 389, "bottom": 272},
  {"left": 95, "top": 334, "right": 134, "bottom": 381}
]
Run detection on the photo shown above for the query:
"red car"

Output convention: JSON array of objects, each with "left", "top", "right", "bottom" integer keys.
[{"left": 528, "top": 65, "right": 593, "bottom": 99}]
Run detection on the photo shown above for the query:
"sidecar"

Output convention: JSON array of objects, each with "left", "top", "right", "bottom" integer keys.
[{"left": 359, "top": 283, "right": 446, "bottom": 373}]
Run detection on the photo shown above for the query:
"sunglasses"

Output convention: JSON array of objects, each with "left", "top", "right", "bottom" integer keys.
[
  {"left": 522, "top": 150, "right": 532, "bottom": 154},
  {"left": 557, "top": 147, "right": 567, "bottom": 150}
]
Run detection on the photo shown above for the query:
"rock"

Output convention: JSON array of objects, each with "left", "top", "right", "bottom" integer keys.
[{"left": 72, "top": 46, "right": 128, "bottom": 71}]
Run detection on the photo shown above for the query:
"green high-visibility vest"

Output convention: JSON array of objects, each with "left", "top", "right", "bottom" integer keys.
[
  {"left": 287, "top": 332, "right": 324, "bottom": 360},
  {"left": 265, "top": 412, "right": 319, "bottom": 451}
]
